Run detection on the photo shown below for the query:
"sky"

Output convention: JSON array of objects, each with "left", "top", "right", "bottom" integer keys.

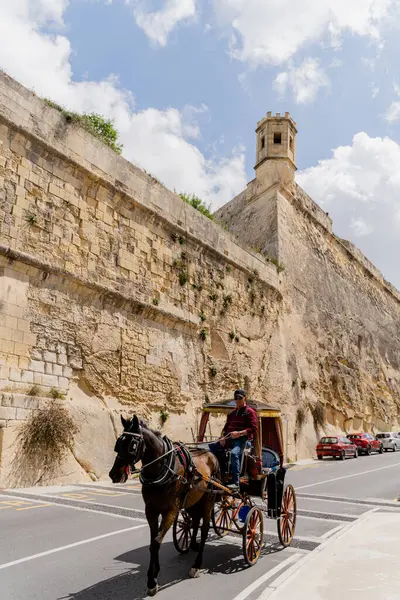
[{"left": 1, "top": 0, "right": 400, "bottom": 287}]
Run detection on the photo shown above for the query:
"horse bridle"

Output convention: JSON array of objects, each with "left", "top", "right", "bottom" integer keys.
[{"left": 114, "top": 429, "right": 145, "bottom": 467}]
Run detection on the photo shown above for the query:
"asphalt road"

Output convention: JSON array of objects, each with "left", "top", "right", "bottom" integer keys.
[{"left": 1, "top": 450, "right": 400, "bottom": 600}]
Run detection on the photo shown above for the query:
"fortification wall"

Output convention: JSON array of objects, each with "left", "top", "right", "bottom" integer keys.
[
  {"left": 277, "top": 187, "right": 400, "bottom": 457},
  {"left": 218, "top": 172, "right": 400, "bottom": 459},
  {"left": 0, "top": 72, "right": 282, "bottom": 486}
]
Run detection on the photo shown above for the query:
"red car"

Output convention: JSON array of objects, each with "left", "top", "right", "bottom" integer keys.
[
  {"left": 347, "top": 433, "right": 383, "bottom": 455},
  {"left": 316, "top": 436, "right": 358, "bottom": 460}
]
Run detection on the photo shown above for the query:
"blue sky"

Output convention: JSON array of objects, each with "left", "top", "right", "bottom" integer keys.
[{"left": 1, "top": 0, "right": 400, "bottom": 286}]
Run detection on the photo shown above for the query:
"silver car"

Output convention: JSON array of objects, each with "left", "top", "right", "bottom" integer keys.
[{"left": 375, "top": 432, "right": 400, "bottom": 452}]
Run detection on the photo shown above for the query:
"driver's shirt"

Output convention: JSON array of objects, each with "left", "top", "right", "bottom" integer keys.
[{"left": 223, "top": 405, "right": 258, "bottom": 440}]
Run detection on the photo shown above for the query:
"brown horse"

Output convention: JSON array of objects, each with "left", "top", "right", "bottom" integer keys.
[{"left": 109, "top": 415, "right": 221, "bottom": 596}]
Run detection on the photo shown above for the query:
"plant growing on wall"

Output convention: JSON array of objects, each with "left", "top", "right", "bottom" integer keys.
[
  {"left": 179, "top": 271, "right": 188, "bottom": 286},
  {"left": 200, "top": 328, "right": 207, "bottom": 341},
  {"left": 44, "top": 99, "right": 123, "bottom": 154},
  {"left": 160, "top": 408, "right": 169, "bottom": 426},
  {"left": 15, "top": 400, "right": 79, "bottom": 475},
  {"left": 180, "top": 193, "right": 214, "bottom": 220},
  {"left": 310, "top": 402, "right": 325, "bottom": 432}
]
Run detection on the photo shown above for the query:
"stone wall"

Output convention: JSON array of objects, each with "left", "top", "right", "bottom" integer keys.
[
  {"left": 0, "top": 71, "right": 282, "bottom": 485},
  {"left": 218, "top": 177, "right": 400, "bottom": 460}
]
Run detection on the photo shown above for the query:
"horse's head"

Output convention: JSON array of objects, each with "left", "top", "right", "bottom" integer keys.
[{"left": 109, "top": 414, "right": 144, "bottom": 483}]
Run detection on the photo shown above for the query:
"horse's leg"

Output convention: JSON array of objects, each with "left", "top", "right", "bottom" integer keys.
[
  {"left": 146, "top": 506, "right": 161, "bottom": 597},
  {"left": 189, "top": 496, "right": 214, "bottom": 578},
  {"left": 146, "top": 507, "right": 179, "bottom": 595},
  {"left": 189, "top": 507, "right": 201, "bottom": 552}
]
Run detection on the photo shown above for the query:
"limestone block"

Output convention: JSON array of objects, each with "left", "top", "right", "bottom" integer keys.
[
  {"left": 43, "top": 351, "right": 57, "bottom": 363},
  {"left": 58, "top": 377, "right": 69, "bottom": 390},
  {"left": 9, "top": 369, "right": 21, "bottom": 382},
  {"left": 41, "top": 375, "right": 58, "bottom": 388},
  {"left": 63, "top": 366, "right": 73, "bottom": 378},
  {"left": 53, "top": 364, "right": 63, "bottom": 376},
  {"left": 45, "top": 363, "right": 53, "bottom": 375},
  {"left": 29, "top": 360, "right": 45, "bottom": 373},
  {"left": 16, "top": 408, "right": 31, "bottom": 420},
  {"left": 23, "top": 332, "right": 37, "bottom": 346},
  {"left": 0, "top": 407, "right": 16, "bottom": 420},
  {"left": 31, "top": 349, "right": 43, "bottom": 360},
  {"left": 14, "top": 343, "right": 29, "bottom": 356},
  {"left": 57, "top": 353, "right": 68, "bottom": 366},
  {"left": 33, "top": 373, "right": 43, "bottom": 385},
  {"left": 21, "top": 371, "right": 34, "bottom": 384}
]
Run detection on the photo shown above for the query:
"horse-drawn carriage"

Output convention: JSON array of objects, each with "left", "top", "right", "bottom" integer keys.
[
  {"left": 110, "top": 398, "right": 297, "bottom": 595},
  {"left": 172, "top": 399, "right": 297, "bottom": 566}
]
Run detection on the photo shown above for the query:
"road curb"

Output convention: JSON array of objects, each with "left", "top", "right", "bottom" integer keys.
[{"left": 256, "top": 507, "right": 379, "bottom": 600}]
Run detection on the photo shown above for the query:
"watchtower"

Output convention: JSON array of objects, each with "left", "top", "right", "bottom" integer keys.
[{"left": 255, "top": 112, "right": 297, "bottom": 186}]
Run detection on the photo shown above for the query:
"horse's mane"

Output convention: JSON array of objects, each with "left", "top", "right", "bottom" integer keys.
[{"left": 139, "top": 418, "right": 162, "bottom": 438}]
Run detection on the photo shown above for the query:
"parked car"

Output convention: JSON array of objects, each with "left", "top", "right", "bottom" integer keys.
[
  {"left": 375, "top": 432, "right": 400, "bottom": 452},
  {"left": 316, "top": 436, "right": 358, "bottom": 460},
  {"left": 347, "top": 433, "right": 383, "bottom": 455}
]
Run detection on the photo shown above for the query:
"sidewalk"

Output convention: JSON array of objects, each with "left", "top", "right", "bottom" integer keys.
[{"left": 263, "top": 510, "right": 400, "bottom": 599}]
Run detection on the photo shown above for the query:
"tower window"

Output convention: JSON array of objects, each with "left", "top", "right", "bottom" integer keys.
[
  {"left": 289, "top": 136, "right": 294, "bottom": 151},
  {"left": 273, "top": 132, "right": 282, "bottom": 144},
  {"left": 261, "top": 136, "right": 265, "bottom": 149}
]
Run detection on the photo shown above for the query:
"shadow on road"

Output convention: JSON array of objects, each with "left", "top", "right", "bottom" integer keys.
[{"left": 60, "top": 536, "right": 283, "bottom": 600}]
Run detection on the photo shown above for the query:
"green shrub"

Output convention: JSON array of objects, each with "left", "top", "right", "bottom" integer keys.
[
  {"left": 180, "top": 193, "right": 214, "bottom": 220},
  {"left": 44, "top": 100, "right": 123, "bottom": 154}
]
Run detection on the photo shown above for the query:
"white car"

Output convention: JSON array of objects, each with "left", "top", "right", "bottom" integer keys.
[{"left": 375, "top": 432, "right": 400, "bottom": 452}]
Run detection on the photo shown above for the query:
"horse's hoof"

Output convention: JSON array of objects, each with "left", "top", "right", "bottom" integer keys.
[
  {"left": 147, "top": 584, "right": 158, "bottom": 596},
  {"left": 189, "top": 568, "right": 200, "bottom": 579}
]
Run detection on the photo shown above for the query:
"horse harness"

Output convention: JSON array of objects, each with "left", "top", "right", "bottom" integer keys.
[{"left": 115, "top": 429, "right": 197, "bottom": 489}]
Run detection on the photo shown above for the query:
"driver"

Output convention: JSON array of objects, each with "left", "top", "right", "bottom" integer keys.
[{"left": 209, "top": 389, "right": 258, "bottom": 491}]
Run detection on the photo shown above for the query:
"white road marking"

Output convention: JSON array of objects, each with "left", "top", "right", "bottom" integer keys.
[
  {"left": 231, "top": 553, "right": 301, "bottom": 600},
  {"left": 0, "top": 524, "right": 146, "bottom": 570},
  {"left": 297, "top": 461, "right": 400, "bottom": 490},
  {"left": 0, "top": 493, "right": 146, "bottom": 522}
]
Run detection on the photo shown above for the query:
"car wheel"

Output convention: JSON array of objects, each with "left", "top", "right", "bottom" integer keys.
[
  {"left": 385, "top": 448, "right": 388, "bottom": 452},
  {"left": 366, "top": 445, "right": 372, "bottom": 455},
  {"left": 317, "top": 455, "right": 323, "bottom": 460},
  {"left": 340, "top": 450, "right": 345, "bottom": 461}
]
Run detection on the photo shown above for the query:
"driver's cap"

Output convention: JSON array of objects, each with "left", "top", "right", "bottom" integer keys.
[{"left": 234, "top": 389, "right": 246, "bottom": 399}]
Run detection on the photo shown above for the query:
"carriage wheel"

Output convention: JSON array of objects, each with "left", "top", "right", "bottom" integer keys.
[
  {"left": 242, "top": 506, "right": 264, "bottom": 566},
  {"left": 173, "top": 509, "right": 193, "bottom": 554},
  {"left": 277, "top": 484, "right": 297, "bottom": 548},
  {"left": 212, "top": 497, "right": 238, "bottom": 537}
]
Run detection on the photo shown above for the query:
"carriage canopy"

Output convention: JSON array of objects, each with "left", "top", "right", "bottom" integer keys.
[{"left": 197, "top": 399, "right": 285, "bottom": 465}]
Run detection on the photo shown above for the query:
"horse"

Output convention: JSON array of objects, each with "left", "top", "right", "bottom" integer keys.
[{"left": 109, "top": 415, "right": 221, "bottom": 596}]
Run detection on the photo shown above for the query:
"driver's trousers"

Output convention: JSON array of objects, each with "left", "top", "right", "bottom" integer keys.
[{"left": 209, "top": 438, "right": 247, "bottom": 486}]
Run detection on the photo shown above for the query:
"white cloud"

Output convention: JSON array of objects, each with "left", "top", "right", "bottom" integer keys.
[
  {"left": 0, "top": 0, "right": 245, "bottom": 209},
  {"left": 386, "top": 102, "right": 400, "bottom": 121},
  {"left": 213, "top": 0, "right": 394, "bottom": 67},
  {"left": 297, "top": 132, "right": 400, "bottom": 288},
  {"left": 130, "top": 0, "right": 196, "bottom": 47},
  {"left": 385, "top": 82, "right": 400, "bottom": 122},
  {"left": 273, "top": 58, "right": 330, "bottom": 104}
]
